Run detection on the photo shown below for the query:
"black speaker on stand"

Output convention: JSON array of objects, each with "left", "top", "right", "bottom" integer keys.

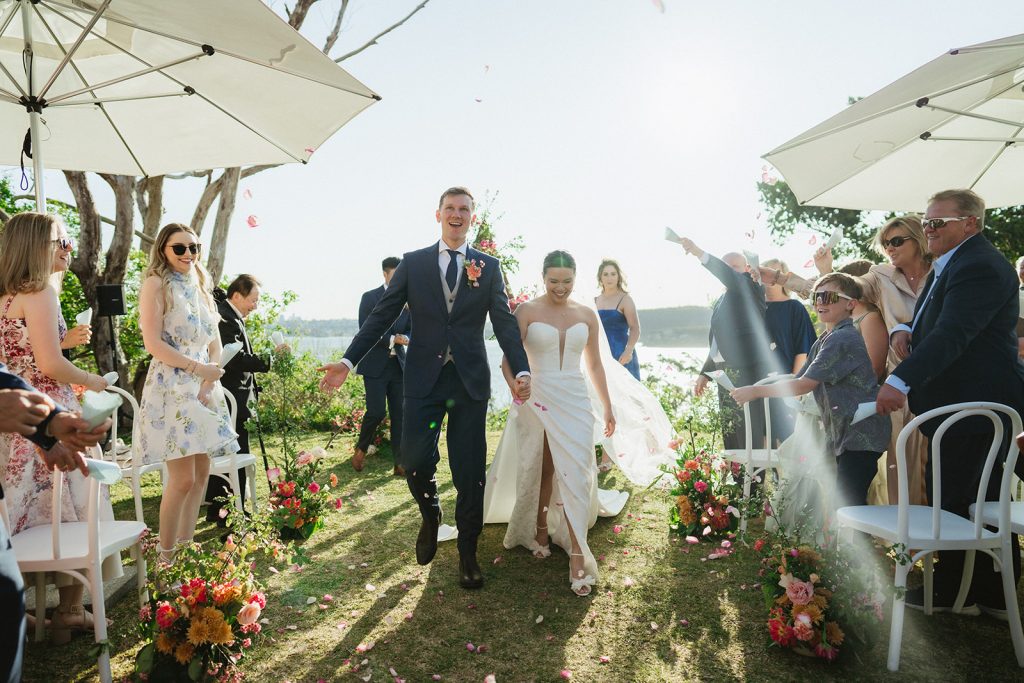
[{"left": 96, "top": 283, "right": 126, "bottom": 376}]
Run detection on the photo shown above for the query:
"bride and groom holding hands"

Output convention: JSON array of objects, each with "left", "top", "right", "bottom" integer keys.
[{"left": 319, "top": 186, "right": 670, "bottom": 595}]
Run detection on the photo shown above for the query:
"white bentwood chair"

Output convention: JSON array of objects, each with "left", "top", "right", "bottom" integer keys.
[
  {"left": 721, "top": 374, "right": 792, "bottom": 532},
  {"left": 10, "top": 457, "right": 148, "bottom": 682},
  {"left": 105, "top": 386, "right": 165, "bottom": 525},
  {"left": 209, "top": 390, "right": 258, "bottom": 513},
  {"left": 836, "top": 402, "right": 1024, "bottom": 672}
]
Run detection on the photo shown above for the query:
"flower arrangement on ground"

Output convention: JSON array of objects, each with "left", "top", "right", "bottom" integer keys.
[
  {"left": 666, "top": 429, "right": 743, "bottom": 541},
  {"left": 755, "top": 530, "right": 886, "bottom": 662},
  {"left": 267, "top": 445, "right": 341, "bottom": 540},
  {"left": 133, "top": 526, "right": 292, "bottom": 682}
]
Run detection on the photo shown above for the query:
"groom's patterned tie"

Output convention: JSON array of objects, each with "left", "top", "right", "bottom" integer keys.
[{"left": 445, "top": 249, "right": 460, "bottom": 291}]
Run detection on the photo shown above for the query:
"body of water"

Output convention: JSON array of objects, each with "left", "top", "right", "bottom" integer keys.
[{"left": 292, "top": 336, "right": 708, "bottom": 407}]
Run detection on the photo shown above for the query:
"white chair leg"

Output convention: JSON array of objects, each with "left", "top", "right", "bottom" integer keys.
[
  {"left": 133, "top": 477, "right": 144, "bottom": 525},
  {"left": 923, "top": 553, "right": 934, "bottom": 615},
  {"left": 954, "top": 550, "right": 977, "bottom": 613},
  {"left": 888, "top": 562, "right": 910, "bottom": 672},
  {"left": 740, "top": 464, "right": 751, "bottom": 534},
  {"left": 998, "top": 546, "right": 1024, "bottom": 667},
  {"left": 34, "top": 573, "right": 45, "bottom": 642},
  {"left": 133, "top": 544, "right": 149, "bottom": 606},
  {"left": 246, "top": 463, "right": 258, "bottom": 511},
  {"left": 90, "top": 569, "right": 112, "bottom": 683}
]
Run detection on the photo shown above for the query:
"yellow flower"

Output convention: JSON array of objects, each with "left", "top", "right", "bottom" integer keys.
[
  {"left": 211, "top": 618, "right": 235, "bottom": 646},
  {"left": 155, "top": 632, "right": 176, "bottom": 655},
  {"left": 676, "top": 496, "right": 697, "bottom": 525},
  {"left": 174, "top": 641, "right": 195, "bottom": 665},
  {"left": 792, "top": 603, "right": 823, "bottom": 624},
  {"left": 187, "top": 618, "right": 212, "bottom": 646},
  {"left": 825, "top": 621, "right": 845, "bottom": 646}
]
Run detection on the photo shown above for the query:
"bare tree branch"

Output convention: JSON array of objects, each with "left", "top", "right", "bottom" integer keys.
[
  {"left": 287, "top": 0, "right": 319, "bottom": 29},
  {"left": 322, "top": 0, "right": 350, "bottom": 55},
  {"left": 334, "top": 0, "right": 432, "bottom": 63},
  {"left": 137, "top": 175, "right": 165, "bottom": 238}
]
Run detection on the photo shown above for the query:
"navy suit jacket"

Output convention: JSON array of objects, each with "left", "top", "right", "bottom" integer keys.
[
  {"left": 355, "top": 285, "right": 410, "bottom": 378},
  {"left": 894, "top": 234, "right": 1024, "bottom": 436},
  {"left": 700, "top": 254, "right": 770, "bottom": 375},
  {"left": 0, "top": 364, "right": 63, "bottom": 450},
  {"left": 343, "top": 242, "right": 528, "bottom": 401}
]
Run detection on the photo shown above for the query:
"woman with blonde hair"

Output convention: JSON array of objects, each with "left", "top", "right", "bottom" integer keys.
[
  {"left": 137, "top": 223, "right": 237, "bottom": 562},
  {"left": 0, "top": 212, "right": 117, "bottom": 643}
]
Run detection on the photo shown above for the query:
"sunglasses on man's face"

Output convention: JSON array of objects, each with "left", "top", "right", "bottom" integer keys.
[
  {"left": 813, "top": 290, "right": 853, "bottom": 306},
  {"left": 922, "top": 216, "right": 970, "bottom": 230},
  {"left": 168, "top": 243, "right": 201, "bottom": 256},
  {"left": 52, "top": 237, "right": 74, "bottom": 251},
  {"left": 881, "top": 234, "right": 912, "bottom": 249}
]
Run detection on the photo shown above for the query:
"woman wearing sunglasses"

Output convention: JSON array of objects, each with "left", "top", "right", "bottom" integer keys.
[
  {"left": 0, "top": 212, "right": 118, "bottom": 643},
  {"left": 137, "top": 224, "right": 238, "bottom": 564}
]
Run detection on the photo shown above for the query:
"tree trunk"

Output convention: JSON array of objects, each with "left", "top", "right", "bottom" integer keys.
[
  {"left": 138, "top": 175, "right": 165, "bottom": 240},
  {"left": 205, "top": 166, "right": 240, "bottom": 284}
]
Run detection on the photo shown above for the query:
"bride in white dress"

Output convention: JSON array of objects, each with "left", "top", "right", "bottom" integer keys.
[{"left": 483, "top": 250, "right": 618, "bottom": 596}]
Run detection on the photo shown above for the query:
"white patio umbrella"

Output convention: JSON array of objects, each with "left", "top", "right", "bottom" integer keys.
[
  {"left": 0, "top": 0, "right": 379, "bottom": 207},
  {"left": 764, "top": 32, "right": 1024, "bottom": 211}
]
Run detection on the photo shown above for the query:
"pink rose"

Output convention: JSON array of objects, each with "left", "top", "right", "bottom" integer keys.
[
  {"left": 792, "top": 613, "right": 814, "bottom": 641},
  {"left": 295, "top": 451, "right": 314, "bottom": 467},
  {"left": 267, "top": 467, "right": 282, "bottom": 481},
  {"left": 155, "top": 601, "right": 178, "bottom": 629},
  {"left": 694, "top": 480, "right": 708, "bottom": 493},
  {"left": 308, "top": 481, "right": 321, "bottom": 494},
  {"left": 237, "top": 602, "right": 262, "bottom": 626},
  {"left": 786, "top": 580, "right": 815, "bottom": 606}
]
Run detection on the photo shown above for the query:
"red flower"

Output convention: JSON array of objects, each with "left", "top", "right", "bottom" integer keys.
[
  {"left": 155, "top": 601, "right": 178, "bottom": 629},
  {"left": 768, "top": 616, "right": 795, "bottom": 647},
  {"left": 754, "top": 539, "right": 765, "bottom": 552},
  {"left": 248, "top": 591, "right": 267, "bottom": 609},
  {"left": 308, "top": 481, "right": 321, "bottom": 494}
]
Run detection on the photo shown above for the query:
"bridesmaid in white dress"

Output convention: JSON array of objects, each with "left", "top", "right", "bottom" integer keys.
[{"left": 488, "top": 250, "right": 617, "bottom": 596}]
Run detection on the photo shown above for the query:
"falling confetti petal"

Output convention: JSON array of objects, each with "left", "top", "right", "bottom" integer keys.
[
  {"left": 808, "top": 235, "right": 817, "bottom": 245},
  {"left": 305, "top": 147, "right": 315, "bottom": 155},
  {"left": 242, "top": 188, "right": 252, "bottom": 200},
  {"left": 474, "top": 97, "right": 483, "bottom": 103},
  {"left": 651, "top": 0, "right": 666, "bottom": 11},
  {"left": 804, "top": 259, "right": 814, "bottom": 268},
  {"left": 246, "top": 215, "right": 259, "bottom": 228}
]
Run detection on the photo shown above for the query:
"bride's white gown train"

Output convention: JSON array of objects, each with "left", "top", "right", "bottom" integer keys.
[{"left": 483, "top": 321, "right": 628, "bottom": 594}]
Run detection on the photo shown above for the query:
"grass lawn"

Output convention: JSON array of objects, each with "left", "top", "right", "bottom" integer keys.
[{"left": 20, "top": 430, "right": 1024, "bottom": 682}]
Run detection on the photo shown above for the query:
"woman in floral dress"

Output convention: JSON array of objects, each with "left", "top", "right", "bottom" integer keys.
[
  {"left": 0, "top": 212, "right": 118, "bottom": 643},
  {"left": 137, "top": 224, "right": 237, "bottom": 562}
]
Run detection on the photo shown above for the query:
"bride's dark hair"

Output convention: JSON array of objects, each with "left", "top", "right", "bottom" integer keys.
[{"left": 543, "top": 250, "right": 576, "bottom": 273}]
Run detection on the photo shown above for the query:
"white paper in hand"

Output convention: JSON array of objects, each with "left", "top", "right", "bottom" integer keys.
[
  {"left": 75, "top": 308, "right": 93, "bottom": 326},
  {"left": 664, "top": 227, "right": 684, "bottom": 244},
  {"left": 271, "top": 331, "right": 285, "bottom": 346},
  {"left": 220, "top": 341, "right": 243, "bottom": 368},
  {"left": 80, "top": 390, "right": 122, "bottom": 429},
  {"left": 85, "top": 458, "right": 122, "bottom": 484},
  {"left": 706, "top": 370, "right": 735, "bottom": 391},
  {"left": 851, "top": 401, "right": 877, "bottom": 425},
  {"left": 102, "top": 371, "right": 119, "bottom": 385},
  {"left": 825, "top": 227, "right": 843, "bottom": 251},
  {"left": 742, "top": 250, "right": 760, "bottom": 273}
]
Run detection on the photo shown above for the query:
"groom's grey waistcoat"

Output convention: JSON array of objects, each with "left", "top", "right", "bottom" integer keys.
[{"left": 343, "top": 241, "right": 529, "bottom": 401}]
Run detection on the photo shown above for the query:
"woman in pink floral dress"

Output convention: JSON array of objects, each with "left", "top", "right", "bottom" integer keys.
[{"left": 0, "top": 212, "right": 119, "bottom": 644}]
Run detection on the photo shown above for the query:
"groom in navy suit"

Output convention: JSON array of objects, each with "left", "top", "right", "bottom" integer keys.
[{"left": 319, "top": 187, "right": 531, "bottom": 589}]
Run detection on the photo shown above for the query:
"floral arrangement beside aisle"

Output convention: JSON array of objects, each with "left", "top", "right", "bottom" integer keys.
[
  {"left": 755, "top": 520, "right": 886, "bottom": 662},
  {"left": 666, "top": 430, "right": 743, "bottom": 542},
  {"left": 132, "top": 525, "right": 295, "bottom": 682},
  {"left": 268, "top": 446, "right": 342, "bottom": 541}
]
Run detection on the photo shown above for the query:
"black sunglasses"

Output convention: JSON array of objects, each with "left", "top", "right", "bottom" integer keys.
[
  {"left": 52, "top": 237, "right": 74, "bottom": 251},
  {"left": 881, "top": 234, "right": 913, "bottom": 249},
  {"left": 168, "top": 243, "right": 201, "bottom": 256}
]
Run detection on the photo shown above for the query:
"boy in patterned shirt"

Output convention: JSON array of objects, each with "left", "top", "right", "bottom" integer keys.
[{"left": 731, "top": 273, "right": 890, "bottom": 507}]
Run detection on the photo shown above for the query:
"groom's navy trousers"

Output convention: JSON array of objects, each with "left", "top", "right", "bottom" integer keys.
[{"left": 342, "top": 242, "right": 529, "bottom": 556}]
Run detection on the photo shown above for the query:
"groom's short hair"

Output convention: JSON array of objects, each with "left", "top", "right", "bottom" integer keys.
[
  {"left": 438, "top": 186, "right": 474, "bottom": 209},
  {"left": 382, "top": 256, "right": 400, "bottom": 271}
]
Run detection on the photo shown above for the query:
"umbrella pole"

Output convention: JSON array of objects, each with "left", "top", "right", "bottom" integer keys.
[{"left": 20, "top": 1, "right": 45, "bottom": 210}]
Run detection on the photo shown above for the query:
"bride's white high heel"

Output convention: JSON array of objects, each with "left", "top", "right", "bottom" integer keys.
[
  {"left": 569, "top": 553, "right": 594, "bottom": 597},
  {"left": 531, "top": 525, "right": 551, "bottom": 559}
]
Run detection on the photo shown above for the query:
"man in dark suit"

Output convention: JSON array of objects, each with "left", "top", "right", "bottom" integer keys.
[
  {"left": 319, "top": 187, "right": 531, "bottom": 589},
  {"left": 680, "top": 238, "right": 775, "bottom": 448},
  {"left": 0, "top": 366, "right": 110, "bottom": 683},
  {"left": 878, "top": 188, "right": 1024, "bottom": 617},
  {"left": 204, "top": 274, "right": 278, "bottom": 525},
  {"left": 353, "top": 257, "right": 411, "bottom": 475}
]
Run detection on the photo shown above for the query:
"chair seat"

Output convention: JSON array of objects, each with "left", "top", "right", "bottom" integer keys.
[
  {"left": 12, "top": 520, "right": 147, "bottom": 571},
  {"left": 837, "top": 504, "right": 999, "bottom": 550},
  {"left": 721, "top": 448, "right": 777, "bottom": 469},
  {"left": 210, "top": 452, "right": 257, "bottom": 471},
  {"left": 969, "top": 501, "right": 1024, "bottom": 535}
]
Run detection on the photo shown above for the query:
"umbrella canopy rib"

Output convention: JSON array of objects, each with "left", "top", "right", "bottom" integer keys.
[
  {"left": 35, "top": 0, "right": 110, "bottom": 99},
  {"left": 45, "top": 51, "right": 210, "bottom": 104},
  {"left": 51, "top": 90, "right": 192, "bottom": 107},
  {"left": 44, "top": 0, "right": 378, "bottom": 99}
]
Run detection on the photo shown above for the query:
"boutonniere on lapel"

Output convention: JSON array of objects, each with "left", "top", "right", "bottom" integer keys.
[{"left": 465, "top": 259, "right": 485, "bottom": 287}]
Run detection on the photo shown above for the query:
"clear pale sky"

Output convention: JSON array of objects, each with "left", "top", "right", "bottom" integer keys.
[{"left": 22, "top": 0, "right": 1024, "bottom": 318}]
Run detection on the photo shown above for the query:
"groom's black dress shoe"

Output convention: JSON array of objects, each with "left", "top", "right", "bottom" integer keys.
[
  {"left": 416, "top": 510, "right": 441, "bottom": 565},
  {"left": 459, "top": 554, "right": 484, "bottom": 590}
]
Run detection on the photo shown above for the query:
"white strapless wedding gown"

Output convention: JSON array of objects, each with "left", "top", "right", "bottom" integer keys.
[{"left": 483, "top": 321, "right": 628, "bottom": 594}]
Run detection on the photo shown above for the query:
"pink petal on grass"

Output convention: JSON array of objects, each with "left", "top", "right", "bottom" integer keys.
[
  {"left": 466, "top": 642, "right": 476, "bottom": 652},
  {"left": 493, "top": 556, "right": 503, "bottom": 565},
  {"left": 685, "top": 536, "right": 699, "bottom": 544},
  {"left": 404, "top": 612, "right": 414, "bottom": 621},
  {"left": 561, "top": 671, "right": 573, "bottom": 680},
  {"left": 613, "top": 525, "right": 623, "bottom": 534},
  {"left": 599, "top": 655, "right": 610, "bottom": 664},
  {"left": 432, "top": 676, "right": 442, "bottom": 681},
  {"left": 680, "top": 618, "right": 690, "bottom": 627},
  {"left": 623, "top": 576, "right": 635, "bottom": 587},
  {"left": 702, "top": 526, "right": 712, "bottom": 536},
  {"left": 323, "top": 594, "right": 333, "bottom": 602},
  {"left": 485, "top": 676, "right": 497, "bottom": 683}
]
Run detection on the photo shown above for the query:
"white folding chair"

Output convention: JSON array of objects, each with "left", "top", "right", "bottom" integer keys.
[
  {"left": 105, "top": 386, "right": 165, "bottom": 525},
  {"left": 721, "top": 374, "right": 792, "bottom": 532},
  {"left": 836, "top": 402, "right": 1024, "bottom": 672},
  {"left": 209, "top": 391, "right": 258, "bottom": 513},
  {"left": 11, "top": 465, "right": 148, "bottom": 683}
]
